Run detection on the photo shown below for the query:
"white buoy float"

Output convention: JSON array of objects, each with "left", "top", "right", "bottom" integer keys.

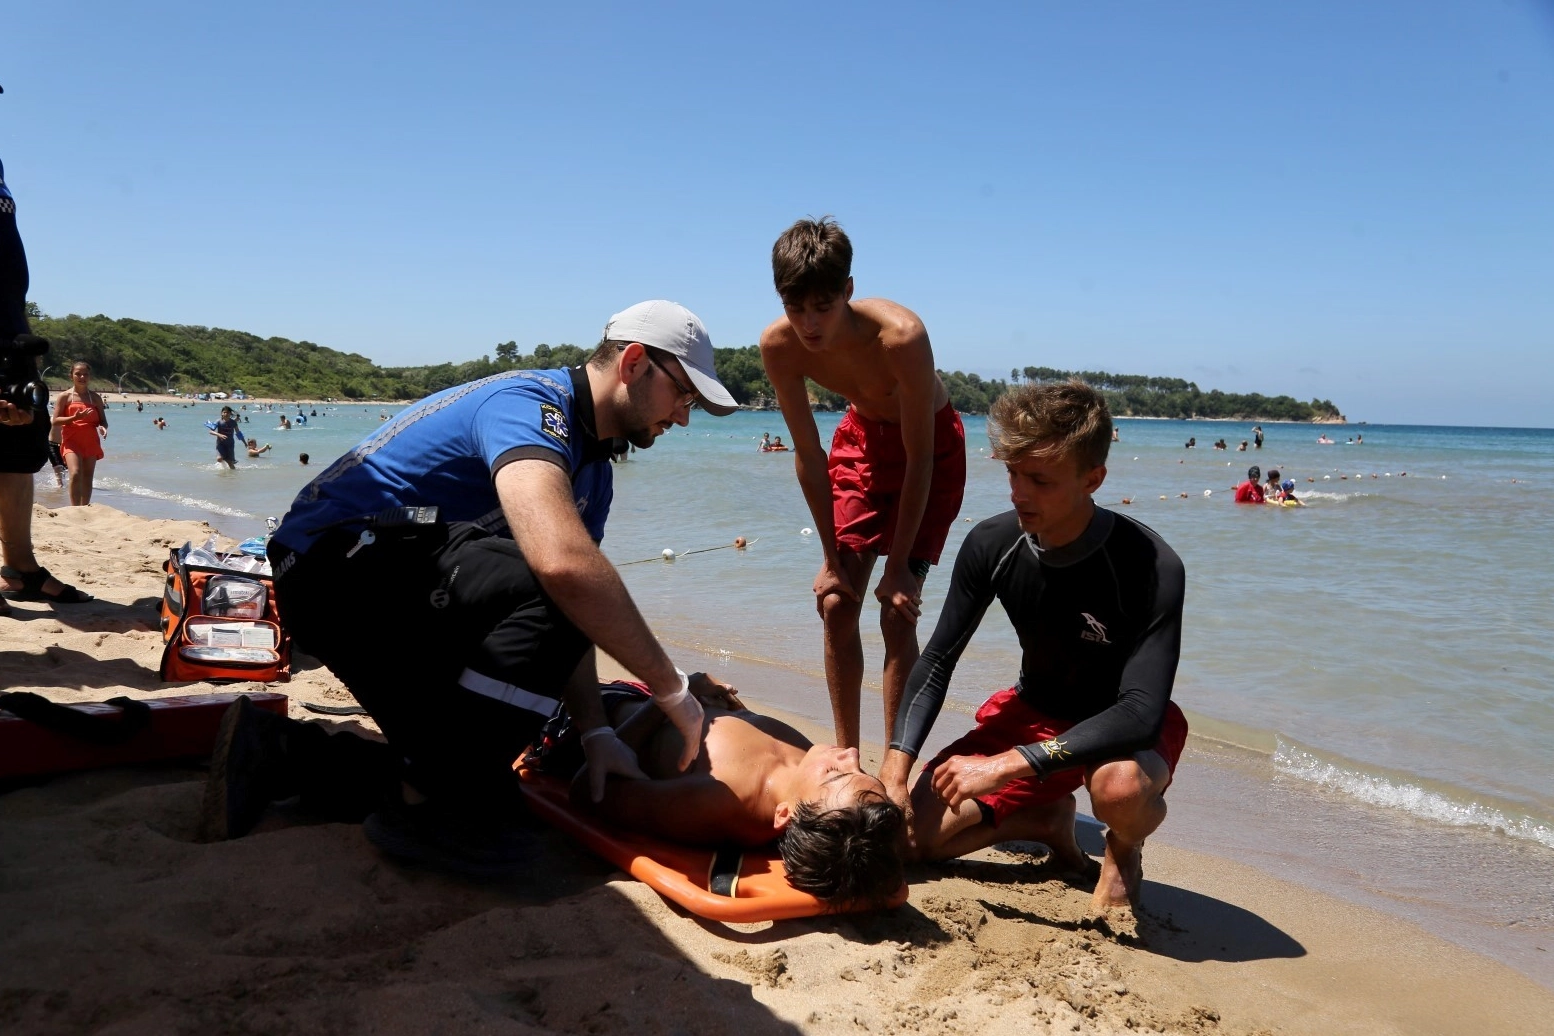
[
  {"left": 662, "top": 548, "right": 676, "bottom": 560},
  {"left": 1203, "top": 489, "right": 1212, "bottom": 497},
  {"left": 801, "top": 528, "right": 813, "bottom": 536}
]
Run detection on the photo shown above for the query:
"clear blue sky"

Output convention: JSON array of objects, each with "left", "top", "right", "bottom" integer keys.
[{"left": 4, "top": 1, "right": 1551, "bottom": 425}]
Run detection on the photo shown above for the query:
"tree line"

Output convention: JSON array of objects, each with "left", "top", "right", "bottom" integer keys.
[
  {"left": 24, "top": 307, "right": 1342, "bottom": 421},
  {"left": 713, "top": 350, "right": 1342, "bottom": 421}
]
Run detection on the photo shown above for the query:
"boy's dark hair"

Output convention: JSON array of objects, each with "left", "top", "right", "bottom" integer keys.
[
  {"left": 778, "top": 795, "right": 904, "bottom": 909},
  {"left": 988, "top": 380, "right": 1112, "bottom": 472},
  {"left": 771, "top": 217, "right": 852, "bottom": 305}
]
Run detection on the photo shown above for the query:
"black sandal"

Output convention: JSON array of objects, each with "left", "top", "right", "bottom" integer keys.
[{"left": 0, "top": 565, "right": 94, "bottom": 604}]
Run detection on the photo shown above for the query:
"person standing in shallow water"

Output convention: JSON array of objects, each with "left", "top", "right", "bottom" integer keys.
[
  {"left": 210, "top": 406, "right": 240, "bottom": 469},
  {"left": 54, "top": 361, "right": 107, "bottom": 505}
]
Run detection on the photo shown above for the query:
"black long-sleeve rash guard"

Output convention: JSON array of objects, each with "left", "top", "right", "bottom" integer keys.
[{"left": 890, "top": 506, "right": 1185, "bottom": 779}]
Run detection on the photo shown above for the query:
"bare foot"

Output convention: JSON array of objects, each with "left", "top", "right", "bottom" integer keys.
[
  {"left": 1038, "top": 798, "right": 1096, "bottom": 876},
  {"left": 1008, "top": 795, "right": 1096, "bottom": 878},
  {"left": 1091, "top": 831, "right": 1144, "bottom": 914}
]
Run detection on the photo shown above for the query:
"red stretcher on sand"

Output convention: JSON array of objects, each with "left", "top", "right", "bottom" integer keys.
[
  {"left": 0, "top": 692, "right": 288, "bottom": 780},
  {"left": 513, "top": 761, "right": 908, "bottom": 923}
]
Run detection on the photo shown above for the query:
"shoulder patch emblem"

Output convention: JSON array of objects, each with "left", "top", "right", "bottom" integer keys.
[{"left": 539, "top": 402, "right": 570, "bottom": 443}]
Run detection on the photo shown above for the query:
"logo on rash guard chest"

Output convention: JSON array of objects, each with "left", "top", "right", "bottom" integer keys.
[
  {"left": 539, "top": 403, "right": 569, "bottom": 443},
  {"left": 1079, "top": 612, "right": 1111, "bottom": 644}
]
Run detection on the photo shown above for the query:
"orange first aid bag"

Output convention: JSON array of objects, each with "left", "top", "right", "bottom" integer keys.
[{"left": 158, "top": 549, "right": 291, "bottom": 684}]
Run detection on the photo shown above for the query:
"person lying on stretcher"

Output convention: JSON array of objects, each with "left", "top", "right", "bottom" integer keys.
[{"left": 534, "top": 675, "right": 905, "bottom": 908}]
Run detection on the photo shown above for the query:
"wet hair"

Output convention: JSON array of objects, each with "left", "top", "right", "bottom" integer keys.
[
  {"left": 779, "top": 796, "right": 905, "bottom": 910},
  {"left": 298, "top": 452, "right": 309, "bottom": 465},
  {"left": 1266, "top": 468, "right": 1281, "bottom": 482},
  {"left": 988, "top": 380, "right": 1112, "bottom": 472},
  {"left": 771, "top": 217, "right": 852, "bottom": 306}
]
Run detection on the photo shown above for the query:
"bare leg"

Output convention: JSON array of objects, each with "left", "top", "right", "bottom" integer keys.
[
  {"left": 65, "top": 453, "right": 86, "bottom": 506},
  {"left": 0, "top": 471, "right": 70, "bottom": 597},
  {"left": 878, "top": 569, "right": 926, "bottom": 745},
  {"left": 910, "top": 769, "right": 1090, "bottom": 869},
  {"left": 819, "top": 551, "right": 875, "bottom": 749},
  {"left": 77, "top": 455, "right": 97, "bottom": 504},
  {"left": 1085, "top": 751, "right": 1171, "bottom": 914}
]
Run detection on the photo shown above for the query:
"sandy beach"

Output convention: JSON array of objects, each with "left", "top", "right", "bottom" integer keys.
[{"left": 2, "top": 503, "right": 1551, "bottom": 1035}]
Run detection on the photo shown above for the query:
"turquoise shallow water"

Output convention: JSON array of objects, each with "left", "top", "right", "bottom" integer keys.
[
  {"left": 46, "top": 397, "right": 1554, "bottom": 981},
  {"left": 58, "top": 400, "right": 1554, "bottom": 843}
]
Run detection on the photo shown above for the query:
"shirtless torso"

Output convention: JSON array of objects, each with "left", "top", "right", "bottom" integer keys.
[
  {"left": 759, "top": 297, "right": 947, "bottom": 424},
  {"left": 591, "top": 693, "right": 885, "bottom": 850},
  {"left": 759, "top": 295, "right": 964, "bottom": 749}
]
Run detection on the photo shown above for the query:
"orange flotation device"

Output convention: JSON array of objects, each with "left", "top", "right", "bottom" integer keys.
[{"left": 513, "top": 762, "right": 907, "bottom": 922}]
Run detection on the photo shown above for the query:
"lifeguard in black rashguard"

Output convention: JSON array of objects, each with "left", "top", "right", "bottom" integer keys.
[{"left": 879, "top": 381, "right": 1188, "bottom": 917}]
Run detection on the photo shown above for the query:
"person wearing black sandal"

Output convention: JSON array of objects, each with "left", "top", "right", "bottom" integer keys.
[{"left": 0, "top": 146, "right": 92, "bottom": 614}]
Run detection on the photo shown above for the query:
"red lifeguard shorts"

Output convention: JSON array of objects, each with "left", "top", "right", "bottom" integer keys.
[
  {"left": 923, "top": 687, "right": 1189, "bottom": 825},
  {"left": 829, "top": 402, "right": 967, "bottom": 567}
]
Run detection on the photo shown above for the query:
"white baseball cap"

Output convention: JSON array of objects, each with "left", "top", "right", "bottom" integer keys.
[{"left": 603, "top": 300, "right": 738, "bottom": 417}]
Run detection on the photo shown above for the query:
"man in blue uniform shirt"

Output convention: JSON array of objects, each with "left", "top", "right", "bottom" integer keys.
[{"left": 205, "top": 301, "right": 739, "bottom": 875}]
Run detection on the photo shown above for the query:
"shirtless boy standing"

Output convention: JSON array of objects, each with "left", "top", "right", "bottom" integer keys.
[{"left": 759, "top": 218, "right": 967, "bottom": 749}]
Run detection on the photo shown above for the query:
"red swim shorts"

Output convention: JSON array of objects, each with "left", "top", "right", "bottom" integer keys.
[
  {"left": 829, "top": 402, "right": 966, "bottom": 566},
  {"left": 923, "top": 687, "right": 1189, "bottom": 825}
]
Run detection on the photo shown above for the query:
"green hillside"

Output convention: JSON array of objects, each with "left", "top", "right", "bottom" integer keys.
[{"left": 25, "top": 306, "right": 1342, "bottom": 421}]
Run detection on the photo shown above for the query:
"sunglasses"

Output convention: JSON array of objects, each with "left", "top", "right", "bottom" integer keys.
[{"left": 643, "top": 349, "right": 699, "bottom": 411}]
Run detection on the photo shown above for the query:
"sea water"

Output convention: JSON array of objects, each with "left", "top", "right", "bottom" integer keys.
[{"left": 41, "top": 399, "right": 1554, "bottom": 983}]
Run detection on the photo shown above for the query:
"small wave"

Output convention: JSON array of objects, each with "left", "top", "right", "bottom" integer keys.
[
  {"left": 97, "top": 477, "right": 257, "bottom": 519},
  {"left": 1273, "top": 739, "right": 1554, "bottom": 849}
]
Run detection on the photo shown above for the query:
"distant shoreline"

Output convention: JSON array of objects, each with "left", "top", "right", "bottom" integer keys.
[
  {"left": 1112, "top": 414, "right": 1349, "bottom": 425},
  {"left": 63, "top": 391, "right": 416, "bottom": 408},
  {"left": 84, "top": 389, "right": 1346, "bottom": 424}
]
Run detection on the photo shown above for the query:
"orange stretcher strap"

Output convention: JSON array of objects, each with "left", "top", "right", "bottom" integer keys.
[{"left": 514, "top": 763, "right": 907, "bottom": 922}]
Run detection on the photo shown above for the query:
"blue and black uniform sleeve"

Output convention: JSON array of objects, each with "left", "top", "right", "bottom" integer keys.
[
  {"left": 471, "top": 381, "right": 576, "bottom": 480},
  {"left": 1014, "top": 548, "right": 1185, "bottom": 779},
  {"left": 889, "top": 523, "right": 1001, "bottom": 758}
]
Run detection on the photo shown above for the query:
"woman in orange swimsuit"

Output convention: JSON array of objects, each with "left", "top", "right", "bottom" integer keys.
[{"left": 53, "top": 361, "right": 108, "bottom": 506}]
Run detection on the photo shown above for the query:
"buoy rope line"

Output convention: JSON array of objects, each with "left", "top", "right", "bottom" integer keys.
[{"left": 616, "top": 538, "right": 760, "bottom": 567}]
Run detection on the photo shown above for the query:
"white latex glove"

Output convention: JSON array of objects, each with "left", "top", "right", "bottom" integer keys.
[
  {"left": 580, "top": 726, "right": 648, "bottom": 803},
  {"left": 655, "top": 668, "right": 705, "bottom": 772}
]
